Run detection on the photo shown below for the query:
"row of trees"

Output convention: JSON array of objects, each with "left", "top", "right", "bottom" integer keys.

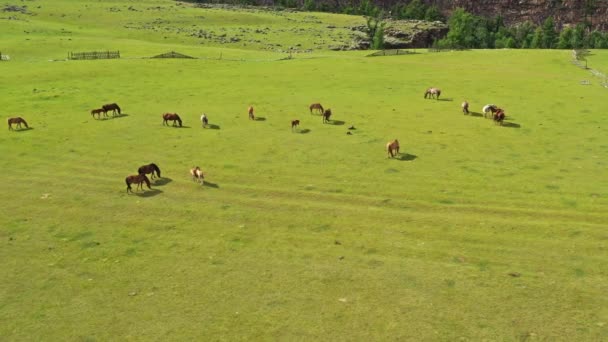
[{"left": 436, "top": 8, "right": 608, "bottom": 49}]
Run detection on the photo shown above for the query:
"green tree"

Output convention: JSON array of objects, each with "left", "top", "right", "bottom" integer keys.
[
  {"left": 365, "top": 11, "right": 385, "bottom": 50},
  {"left": 557, "top": 26, "right": 573, "bottom": 49},
  {"left": 571, "top": 23, "right": 586, "bottom": 48},
  {"left": 541, "top": 17, "right": 557, "bottom": 48},
  {"left": 443, "top": 8, "right": 477, "bottom": 48},
  {"left": 530, "top": 27, "right": 543, "bottom": 48},
  {"left": 514, "top": 21, "right": 536, "bottom": 48},
  {"left": 424, "top": 5, "right": 444, "bottom": 22},
  {"left": 403, "top": 0, "right": 427, "bottom": 20}
]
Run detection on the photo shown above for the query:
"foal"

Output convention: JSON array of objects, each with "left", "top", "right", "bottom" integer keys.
[{"left": 291, "top": 119, "right": 300, "bottom": 131}]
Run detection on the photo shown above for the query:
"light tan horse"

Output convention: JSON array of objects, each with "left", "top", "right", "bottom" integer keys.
[
  {"left": 190, "top": 166, "right": 204, "bottom": 185},
  {"left": 8, "top": 117, "right": 29, "bottom": 130},
  {"left": 461, "top": 101, "right": 469, "bottom": 114},
  {"left": 309, "top": 103, "right": 324, "bottom": 114},
  {"left": 248, "top": 106, "right": 255, "bottom": 120},
  {"left": 386, "top": 139, "right": 400, "bottom": 158},
  {"left": 424, "top": 88, "right": 441, "bottom": 99}
]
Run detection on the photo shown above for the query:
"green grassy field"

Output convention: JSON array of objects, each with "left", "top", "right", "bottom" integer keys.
[{"left": 1, "top": 0, "right": 607, "bottom": 340}]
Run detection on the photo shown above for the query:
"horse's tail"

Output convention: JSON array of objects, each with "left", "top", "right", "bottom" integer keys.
[
  {"left": 152, "top": 163, "right": 161, "bottom": 177},
  {"left": 125, "top": 177, "right": 132, "bottom": 193}
]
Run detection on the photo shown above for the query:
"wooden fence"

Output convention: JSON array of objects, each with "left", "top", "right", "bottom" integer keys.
[
  {"left": 68, "top": 51, "right": 120, "bottom": 60},
  {"left": 367, "top": 49, "right": 416, "bottom": 57}
]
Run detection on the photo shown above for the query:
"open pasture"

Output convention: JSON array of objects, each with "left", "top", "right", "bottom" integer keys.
[{"left": 1, "top": 0, "right": 607, "bottom": 340}]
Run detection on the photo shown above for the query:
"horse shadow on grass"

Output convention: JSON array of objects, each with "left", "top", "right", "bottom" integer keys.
[
  {"left": 467, "top": 112, "right": 483, "bottom": 117},
  {"left": 255, "top": 117, "right": 266, "bottom": 121},
  {"left": 328, "top": 120, "right": 345, "bottom": 125},
  {"left": 502, "top": 122, "right": 521, "bottom": 128},
  {"left": 203, "top": 181, "right": 220, "bottom": 189},
  {"left": 153, "top": 177, "right": 172, "bottom": 186},
  {"left": 437, "top": 98, "right": 453, "bottom": 102},
  {"left": 100, "top": 114, "right": 129, "bottom": 120},
  {"left": 393, "top": 153, "right": 417, "bottom": 161},
  {"left": 298, "top": 129, "right": 311, "bottom": 134},
  {"left": 133, "top": 189, "right": 163, "bottom": 197},
  {"left": 206, "top": 124, "right": 220, "bottom": 129}
]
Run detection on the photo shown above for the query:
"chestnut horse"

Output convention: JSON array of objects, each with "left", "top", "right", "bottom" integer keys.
[
  {"left": 482, "top": 104, "right": 499, "bottom": 118},
  {"left": 386, "top": 139, "right": 400, "bottom": 158},
  {"left": 190, "top": 166, "right": 204, "bottom": 185},
  {"left": 103, "top": 103, "right": 121, "bottom": 116},
  {"left": 248, "top": 106, "right": 255, "bottom": 120},
  {"left": 322, "top": 109, "right": 332, "bottom": 123},
  {"left": 138, "top": 163, "right": 161, "bottom": 180},
  {"left": 91, "top": 108, "right": 106, "bottom": 119},
  {"left": 125, "top": 174, "right": 151, "bottom": 193},
  {"left": 291, "top": 119, "right": 300, "bottom": 131},
  {"left": 493, "top": 109, "right": 506, "bottom": 125},
  {"left": 309, "top": 103, "right": 324, "bottom": 114},
  {"left": 8, "top": 117, "right": 28, "bottom": 130},
  {"left": 162, "top": 113, "right": 182, "bottom": 127},
  {"left": 461, "top": 101, "right": 469, "bottom": 114},
  {"left": 424, "top": 88, "right": 441, "bottom": 99}
]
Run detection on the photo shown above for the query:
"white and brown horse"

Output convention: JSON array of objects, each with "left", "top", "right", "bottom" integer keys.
[
  {"left": 424, "top": 88, "right": 441, "bottom": 99},
  {"left": 190, "top": 166, "right": 204, "bottom": 185}
]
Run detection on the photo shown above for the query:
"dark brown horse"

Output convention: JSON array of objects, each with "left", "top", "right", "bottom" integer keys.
[
  {"left": 248, "top": 106, "right": 255, "bottom": 120},
  {"left": 162, "top": 113, "right": 182, "bottom": 127},
  {"left": 103, "top": 103, "right": 121, "bottom": 116},
  {"left": 386, "top": 139, "right": 400, "bottom": 158},
  {"left": 125, "top": 174, "right": 151, "bottom": 193},
  {"left": 291, "top": 119, "right": 300, "bottom": 131},
  {"left": 91, "top": 108, "right": 106, "bottom": 119},
  {"left": 424, "top": 88, "right": 441, "bottom": 99},
  {"left": 482, "top": 104, "right": 499, "bottom": 118},
  {"left": 322, "top": 109, "right": 332, "bottom": 123},
  {"left": 8, "top": 117, "right": 29, "bottom": 130},
  {"left": 138, "top": 163, "right": 161, "bottom": 180},
  {"left": 309, "top": 103, "right": 324, "bottom": 114},
  {"left": 493, "top": 109, "right": 506, "bottom": 125}
]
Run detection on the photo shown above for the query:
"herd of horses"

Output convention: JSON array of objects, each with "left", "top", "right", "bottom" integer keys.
[{"left": 9, "top": 87, "right": 510, "bottom": 193}]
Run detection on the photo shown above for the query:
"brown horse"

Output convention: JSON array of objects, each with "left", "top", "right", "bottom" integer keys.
[
  {"left": 190, "top": 166, "right": 204, "bottom": 185},
  {"left": 482, "top": 104, "right": 499, "bottom": 118},
  {"left": 125, "top": 174, "right": 151, "bottom": 193},
  {"left": 103, "top": 103, "right": 121, "bottom": 116},
  {"left": 138, "top": 163, "right": 161, "bottom": 180},
  {"left": 291, "top": 119, "right": 300, "bottom": 131},
  {"left": 386, "top": 139, "right": 400, "bottom": 158},
  {"left": 8, "top": 117, "right": 29, "bottom": 130},
  {"left": 461, "top": 101, "right": 469, "bottom": 114},
  {"left": 248, "top": 106, "right": 255, "bottom": 120},
  {"left": 91, "top": 108, "right": 106, "bottom": 119},
  {"left": 424, "top": 88, "right": 441, "bottom": 99},
  {"left": 493, "top": 109, "right": 506, "bottom": 125},
  {"left": 309, "top": 103, "right": 324, "bottom": 114},
  {"left": 322, "top": 109, "right": 332, "bottom": 123},
  {"left": 162, "top": 113, "right": 182, "bottom": 127}
]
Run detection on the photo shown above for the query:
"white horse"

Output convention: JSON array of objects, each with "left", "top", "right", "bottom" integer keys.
[
  {"left": 424, "top": 87, "right": 441, "bottom": 99},
  {"left": 461, "top": 101, "right": 469, "bottom": 114},
  {"left": 482, "top": 104, "right": 498, "bottom": 118},
  {"left": 200, "top": 113, "right": 208, "bottom": 128},
  {"left": 190, "top": 166, "right": 204, "bottom": 185}
]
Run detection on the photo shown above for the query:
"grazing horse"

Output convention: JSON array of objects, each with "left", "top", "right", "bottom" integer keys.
[
  {"left": 248, "top": 106, "right": 255, "bottom": 120},
  {"left": 8, "top": 117, "right": 28, "bottom": 130},
  {"left": 138, "top": 163, "right": 161, "bottom": 180},
  {"left": 322, "top": 109, "right": 332, "bottom": 123},
  {"left": 162, "top": 113, "right": 182, "bottom": 127},
  {"left": 102, "top": 103, "right": 121, "bottom": 116},
  {"left": 91, "top": 108, "right": 106, "bottom": 119},
  {"left": 309, "top": 103, "right": 324, "bottom": 114},
  {"left": 461, "top": 101, "right": 469, "bottom": 114},
  {"left": 201, "top": 113, "right": 209, "bottom": 128},
  {"left": 424, "top": 88, "right": 441, "bottom": 99},
  {"left": 125, "top": 174, "right": 151, "bottom": 193},
  {"left": 493, "top": 109, "right": 506, "bottom": 125},
  {"left": 190, "top": 166, "right": 204, "bottom": 185},
  {"left": 482, "top": 104, "right": 499, "bottom": 118},
  {"left": 386, "top": 139, "right": 400, "bottom": 158},
  {"left": 291, "top": 119, "right": 300, "bottom": 131}
]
